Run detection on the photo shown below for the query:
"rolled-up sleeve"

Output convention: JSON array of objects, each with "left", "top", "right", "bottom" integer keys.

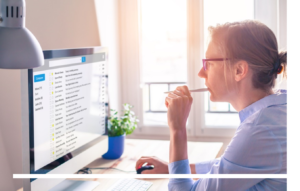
[
  {"left": 168, "top": 159, "right": 195, "bottom": 191},
  {"left": 195, "top": 158, "right": 220, "bottom": 174}
]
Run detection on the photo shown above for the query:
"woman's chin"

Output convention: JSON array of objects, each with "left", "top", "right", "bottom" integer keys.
[
  {"left": 209, "top": 94, "right": 221, "bottom": 102},
  {"left": 209, "top": 95, "right": 217, "bottom": 102}
]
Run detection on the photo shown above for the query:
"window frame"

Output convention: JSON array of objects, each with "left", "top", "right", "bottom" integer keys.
[{"left": 119, "top": 0, "right": 286, "bottom": 138}]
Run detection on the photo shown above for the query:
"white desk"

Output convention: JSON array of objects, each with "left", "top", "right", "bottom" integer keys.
[
  {"left": 18, "top": 139, "right": 223, "bottom": 191},
  {"left": 79, "top": 139, "right": 223, "bottom": 190}
]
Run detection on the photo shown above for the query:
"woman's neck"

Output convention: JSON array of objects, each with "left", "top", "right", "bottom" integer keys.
[{"left": 230, "top": 88, "right": 273, "bottom": 112}]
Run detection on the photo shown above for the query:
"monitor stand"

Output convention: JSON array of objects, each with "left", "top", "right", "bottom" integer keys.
[{"left": 49, "top": 180, "right": 100, "bottom": 191}]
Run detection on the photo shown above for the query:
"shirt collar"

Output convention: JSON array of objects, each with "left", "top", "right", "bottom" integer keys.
[{"left": 238, "top": 89, "right": 287, "bottom": 123}]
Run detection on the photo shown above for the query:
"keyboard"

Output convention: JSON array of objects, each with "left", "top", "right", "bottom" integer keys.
[{"left": 107, "top": 179, "right": 153, "bottom": 191}]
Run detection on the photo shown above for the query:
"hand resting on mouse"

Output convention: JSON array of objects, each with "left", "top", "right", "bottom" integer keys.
[
  {"left": 135, "top": 156, "right": 197, "bottom": 174},
  {"left": 135, "top": 156, "right": 169, "bottom": 174}
]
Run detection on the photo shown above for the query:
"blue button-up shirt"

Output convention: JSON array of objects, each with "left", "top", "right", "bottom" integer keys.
[{"left": 168, "top": 90, "right": 287, "bottom": 191}]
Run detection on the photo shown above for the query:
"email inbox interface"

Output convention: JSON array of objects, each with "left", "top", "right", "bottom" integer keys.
[{"left": 33, "top": 58, "right": 107, "bottom": 171}]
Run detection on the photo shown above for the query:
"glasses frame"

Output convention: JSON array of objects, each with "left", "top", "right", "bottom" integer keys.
[{"left": 202, "top": 58, "right": 230, "bottom": 71}]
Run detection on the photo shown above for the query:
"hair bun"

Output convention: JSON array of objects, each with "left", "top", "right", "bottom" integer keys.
[
  {"left": 277, "top": 65, "right": 283, "bottom": 74},
  {"left": 277, "top": 51, "right": 287, "bottom": 78}
]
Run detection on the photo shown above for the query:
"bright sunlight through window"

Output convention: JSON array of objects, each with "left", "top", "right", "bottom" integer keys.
[{"left": 140, "top": 0, "right": 187, "bottom": 126}]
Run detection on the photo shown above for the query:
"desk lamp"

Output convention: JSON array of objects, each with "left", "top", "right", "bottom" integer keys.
[{"left": 0, "top": 0, "right": 43, "bottom": 69}]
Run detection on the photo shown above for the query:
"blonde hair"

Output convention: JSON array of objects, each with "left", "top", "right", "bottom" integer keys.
[{"left": 208, "top": 20, "right": 287, "bottom": 92}]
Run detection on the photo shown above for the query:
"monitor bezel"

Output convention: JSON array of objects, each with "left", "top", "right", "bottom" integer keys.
[{"left": 28, "top": 47, "right": 109, "bottom": 177}]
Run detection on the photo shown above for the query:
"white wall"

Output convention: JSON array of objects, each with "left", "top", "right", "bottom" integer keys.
[
  {"left": 0, "top": 69, "right": 23, "bottom": 191},
  {"left": 26, "top": 0, "right": 100, "bottom": 50},
  {"left": 278, "top": 0, "right": 287, "bottom": 50},
  {"left": 0, "top": 114, "right": 16, "bottom": 191}
]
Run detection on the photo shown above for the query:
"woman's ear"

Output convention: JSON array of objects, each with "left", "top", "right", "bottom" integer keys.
[{"left": 234, "top": 60, "right": 249, "bottom": 82}]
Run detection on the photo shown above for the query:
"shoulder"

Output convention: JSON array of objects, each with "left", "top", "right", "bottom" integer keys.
[
  {"left": 237, "top": 105, "right": 287, "bottom": 144},
  {"left": 254, "top": 104, "right": 287, "bottom": 127},
  {"left": 222, "top": 104, "right": 286, "bottom": 172},
  {"left": 240, "top": 103, "right": 286, "bottom": 130},
  {"left": 230, "top": 104, "right": 287, "bottom": 153}
]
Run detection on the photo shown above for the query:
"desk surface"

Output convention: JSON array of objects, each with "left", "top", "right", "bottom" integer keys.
[
  {"left": 85, "top": 139, "right": 223, "bottom": 174},
  {"left": 18, "top": 139, "right": 223, "bottom": 191},
  {"left": 80, "top": 138, "right": 223, "bottom": 190}
]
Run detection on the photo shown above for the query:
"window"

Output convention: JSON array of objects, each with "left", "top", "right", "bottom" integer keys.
[
  {"left": 119, "top": 0, "right": 286, "bottom": 137},
  {"left": 140, "top": 0, "right": 187, "bottom": 126}
]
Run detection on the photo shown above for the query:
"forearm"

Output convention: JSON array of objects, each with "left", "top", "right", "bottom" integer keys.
[
  {"left": 169, "top": 129, "right": 195, "bottom": 173},
  {"left": 168, "top": 130, "right": 197, "bottom": 190},
  {"left": 169, "top": 130, "right": 188, "bottom": 163}
]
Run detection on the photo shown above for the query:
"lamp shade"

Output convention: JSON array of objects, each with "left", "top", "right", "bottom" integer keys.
[
  {"left": 0, "top": 0, "right": 44, "bottom": 69},
  {"left": 0, "top": 27, "right": 44, "bottom": 69}
]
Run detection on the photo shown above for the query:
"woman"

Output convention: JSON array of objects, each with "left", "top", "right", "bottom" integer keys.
[{"left": 136, "top": 20, "right": 287, "bottom": 190}]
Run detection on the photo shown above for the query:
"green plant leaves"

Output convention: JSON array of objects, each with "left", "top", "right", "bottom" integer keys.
[{"left": 107, "top": 104, "right": 139, "bottom": 137}]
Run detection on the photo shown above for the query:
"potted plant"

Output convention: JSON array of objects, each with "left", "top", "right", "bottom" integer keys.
[{"left": 102, "top": 104, "right": 139, "bottom": 159}]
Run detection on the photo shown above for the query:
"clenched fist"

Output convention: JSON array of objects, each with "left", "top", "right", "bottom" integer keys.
[{"left": 165, "top": 85, "right": 193, "bottom": 132}]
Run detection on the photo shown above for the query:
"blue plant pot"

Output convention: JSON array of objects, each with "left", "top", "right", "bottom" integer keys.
[{"left": 102, "top": 134, "right": 125, "bottom": 159}]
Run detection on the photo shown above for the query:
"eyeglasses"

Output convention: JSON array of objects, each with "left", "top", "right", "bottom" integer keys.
[{"left": 202, "top": 58, "right": 229, "bottom": 71}]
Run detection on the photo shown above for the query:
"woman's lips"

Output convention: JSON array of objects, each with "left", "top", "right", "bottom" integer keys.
[
  {"left": 205, "top": 84, "right": 210, "bottom": 91},
  {"left": 206, "top": 86, "right": 211, "bottom": 93}
]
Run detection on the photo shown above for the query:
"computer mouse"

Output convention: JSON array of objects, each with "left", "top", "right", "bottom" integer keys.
[{"left": 137, "top": 165, "right": 154, "bottom": 174}]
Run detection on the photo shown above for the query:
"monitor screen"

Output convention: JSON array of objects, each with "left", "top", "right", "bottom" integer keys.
[{"left": 28, "top": 48, "right": 108, "bottom": 175}]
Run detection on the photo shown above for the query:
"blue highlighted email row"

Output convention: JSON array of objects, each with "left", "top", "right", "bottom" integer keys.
[{"left": 34, "top": 74, "right": 45, "bottom": 82}]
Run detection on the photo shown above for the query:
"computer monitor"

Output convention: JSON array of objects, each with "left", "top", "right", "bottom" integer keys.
[{"left": 21, "top": 47, "right": 109, "bottom": 191}]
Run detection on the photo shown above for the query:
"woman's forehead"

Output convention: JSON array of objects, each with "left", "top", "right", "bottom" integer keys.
[{"left": 206, "top": 41, "right": 223, "bottom": 58}]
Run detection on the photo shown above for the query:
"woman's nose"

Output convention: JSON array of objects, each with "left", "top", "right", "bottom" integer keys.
[{"left": 198, "top": 67, "right": 206, "bottom": 78}]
